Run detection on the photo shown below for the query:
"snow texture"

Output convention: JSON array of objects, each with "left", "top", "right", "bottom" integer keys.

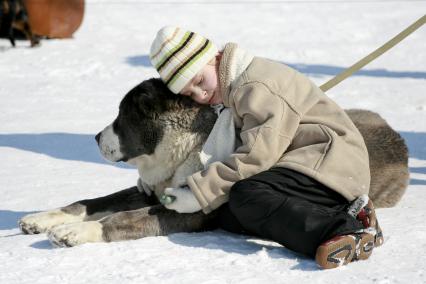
[{"left": 1, "top": 0, "right": 426, "bottom": 283}]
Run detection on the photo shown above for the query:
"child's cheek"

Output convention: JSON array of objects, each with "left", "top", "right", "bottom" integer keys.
[{"left": 204, "top": 75, "right": 217, "bottom": 92}]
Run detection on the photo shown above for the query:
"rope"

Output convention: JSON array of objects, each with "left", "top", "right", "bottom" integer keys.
[{"left": 320, "top": 14, "right": 426, "bottom": 92}]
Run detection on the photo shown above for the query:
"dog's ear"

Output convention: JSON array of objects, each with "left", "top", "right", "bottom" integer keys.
[
  {"left": 132, "top": 78, "right": 171, "bottom": 119},
  {"left": 134, "top": 92, "right": 162, "bottom": 119},
  {"left": 125, "top": 78, "right": 188, "bottom": 119}
]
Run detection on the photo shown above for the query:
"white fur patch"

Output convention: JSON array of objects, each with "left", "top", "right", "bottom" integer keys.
[
  {"left": 19, "top": 209, "right": 86, "bottom": 234},
  {"left": 98, "top": 123, "right": 124, "bottom": 162},
  {"left": 48, "top": 221, "right": 104, "bottom": 247},
  {"left": 127, "top": 129, "right": 198, "bottom": 184},
  {"left": 128, "top": 127, "right": 203, "bottom": 193}
]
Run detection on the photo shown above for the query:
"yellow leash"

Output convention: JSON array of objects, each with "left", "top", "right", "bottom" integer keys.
[{"left": 320, "top": 14, "right": 426, "bottom": 92}]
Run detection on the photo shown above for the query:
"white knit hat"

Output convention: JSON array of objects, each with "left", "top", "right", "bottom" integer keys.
[{"left": 150, "top": 26, "right": 218, "bottom": 94}]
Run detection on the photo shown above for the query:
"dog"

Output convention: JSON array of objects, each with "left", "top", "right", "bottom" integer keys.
[{"left": 18, "top": 78, "right": 409, "bottom": 247}]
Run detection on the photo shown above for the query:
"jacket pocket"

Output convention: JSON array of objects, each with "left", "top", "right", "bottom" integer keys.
[
  {"left": 279, "top": 124, "right": 333, "bottom": 170},
  {"left": 314, "top": 125, "right": 333, "bottom": 170}
]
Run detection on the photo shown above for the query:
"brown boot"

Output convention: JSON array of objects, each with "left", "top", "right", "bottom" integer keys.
[
  {"left": 315, "top": 232, "right": 375, "bottom": 269},
  {"left": 357, "top": 200, "right": 384, "bottom": 247},
  {"left": 347, "top": 195, "right": 384, "bottom": 247}
]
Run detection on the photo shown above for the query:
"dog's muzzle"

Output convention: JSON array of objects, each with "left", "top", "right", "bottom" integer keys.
[{"left": 96, "top": 124, "right": 125, "bottom": 162}]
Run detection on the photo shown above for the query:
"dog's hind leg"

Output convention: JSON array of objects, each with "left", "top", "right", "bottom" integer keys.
[
  {"left": 47, "top": 206, "right": 218, "bottom": 247},
  {"left": 101, "top": 206, "right": 218, "bottom": 241},
  {"left": 19, "top": 186, "right": 158, "bottom": 235}
]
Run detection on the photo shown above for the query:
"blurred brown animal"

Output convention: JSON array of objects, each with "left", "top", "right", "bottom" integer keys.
[{"left": 24, "top": 0, "right": 84, "bottom": 38}]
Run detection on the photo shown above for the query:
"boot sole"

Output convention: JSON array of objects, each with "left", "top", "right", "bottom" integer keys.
[
  {"left": 366, "top": 200, "right": 384, "bottom": 247},
  {"left": 316, "top": 233, "right": 374, "bottom": 269},
  {"left": 375, "top": 225, "right": 384, "bottom": 247}
]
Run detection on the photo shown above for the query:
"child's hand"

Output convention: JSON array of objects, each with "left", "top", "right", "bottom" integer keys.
[{"left": 163, "top": 186, "right": 202, "bottom": 213}]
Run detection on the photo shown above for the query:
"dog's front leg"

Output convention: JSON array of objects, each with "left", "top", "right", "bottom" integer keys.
[
  {"left": 19, "top": 186, "right": 157, "bottom": 235},
  {"left": 47, "top": 206, "right": 218, "bottom": 247},
  {"left": 47, "top": 221, "right": 104, "bottom": 247},
  {"left": 47, "top": 206, "right": 161, "bottom": 247}
]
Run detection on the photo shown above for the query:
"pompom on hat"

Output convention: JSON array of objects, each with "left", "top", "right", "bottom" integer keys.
[{"left": 150, "top": 26, "right": 218, "bottom": 94}]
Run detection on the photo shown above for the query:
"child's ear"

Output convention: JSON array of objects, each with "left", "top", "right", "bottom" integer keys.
[
  {"left": 216, "top": 52, "right": 223, "bottom": 62},
  {"left": 207, "top": 54, "right": 221, "bottom": 66}
]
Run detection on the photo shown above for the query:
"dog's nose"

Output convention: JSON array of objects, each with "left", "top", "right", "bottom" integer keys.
[{"left": 95, "top": 133, "right": 101, "bottom": 144}]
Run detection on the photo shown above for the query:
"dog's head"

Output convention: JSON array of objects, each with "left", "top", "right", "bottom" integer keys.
[{"left": 96, "top": 78, "right": 216, "bottom": 167}]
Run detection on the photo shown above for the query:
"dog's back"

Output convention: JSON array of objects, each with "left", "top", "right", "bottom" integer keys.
[
  {"left": 346, "top": 109, "right": 409, "bottom": 207},
  {"left": 181, "top": 103, "right": 409, "bottom": 208},
  {"left": 193, "top": 107, "right": 409, "bottom": 208},
  {"left": 189, "top": 106, "right": 408, "bottom": 208}
]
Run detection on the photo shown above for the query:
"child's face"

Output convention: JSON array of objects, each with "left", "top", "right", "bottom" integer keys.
[{"left": 180, "top": 58, "right": 222, "bottom": 105}]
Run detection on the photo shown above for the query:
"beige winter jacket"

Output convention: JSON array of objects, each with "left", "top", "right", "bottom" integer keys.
[{"left": 187, "top": 43, "right": 370, "bottom": 214}]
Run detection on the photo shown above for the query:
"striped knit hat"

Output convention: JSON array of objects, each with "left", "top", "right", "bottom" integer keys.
[{"left": 150, "top": 26, "right": 218, "bottom": 94}]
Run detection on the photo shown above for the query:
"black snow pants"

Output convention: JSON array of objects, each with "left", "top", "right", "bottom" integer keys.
[{"left": 216, "top": 167, "right": 364, "bottom": 257}]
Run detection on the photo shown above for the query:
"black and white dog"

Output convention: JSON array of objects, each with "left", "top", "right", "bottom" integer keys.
[{"left": 19, "top": 78, "right": 409, "bottom": 247}]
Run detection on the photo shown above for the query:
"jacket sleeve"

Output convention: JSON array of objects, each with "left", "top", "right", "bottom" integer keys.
[{"left": 187, "top": 82, "right": 301, "bottom": 213}]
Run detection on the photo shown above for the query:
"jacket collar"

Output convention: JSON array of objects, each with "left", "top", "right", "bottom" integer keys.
[{"left": 219, "top": 43, "right": 254, "bottom": 107}]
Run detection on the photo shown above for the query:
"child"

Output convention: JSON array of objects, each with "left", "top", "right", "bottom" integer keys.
[{"left": 149, "top": 26, "right": 383, "bottom": 269}]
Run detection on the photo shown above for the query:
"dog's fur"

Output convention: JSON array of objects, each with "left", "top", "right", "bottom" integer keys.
[{"left": 19, "top": 78, "right": 409, "bottom": 247}]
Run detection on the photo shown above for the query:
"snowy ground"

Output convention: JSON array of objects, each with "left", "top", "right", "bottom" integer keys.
[{"left": 1, "top": 0, "right": 426, "bottom": 283}]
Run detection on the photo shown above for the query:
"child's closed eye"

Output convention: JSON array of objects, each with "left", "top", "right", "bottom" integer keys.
[{"left": 197, "top": 76, "right": 203, "bottom": 86}]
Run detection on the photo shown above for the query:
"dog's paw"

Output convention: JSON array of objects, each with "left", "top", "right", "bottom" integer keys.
[
  {"left": 47, "top": 221, "right": 104, "bottom": 247},
  {"left": 19, "top": 209, "right": 84, "bottom": 235}
]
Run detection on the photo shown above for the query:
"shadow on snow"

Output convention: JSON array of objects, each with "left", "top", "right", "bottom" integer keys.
[
  {"left": 0, "top": 133, "right": 132, "bottom": 169},
  {"left": 167, "top": 230, "right": 318, "bottom": 271},
  {"left": 0, "top": 131, "right": 425, "bottom": 184},
  {"left": 399, "top": 132, "right": 426, "bottom": 185},
  {"left": 0, "top": 210, "right": 36, "bottom": 230},
  {"left": 126, "top": 55, "right": 426, "bottom": 80},
  {"left": 0, "top": 210, "right": 54, "bottom": 249}
]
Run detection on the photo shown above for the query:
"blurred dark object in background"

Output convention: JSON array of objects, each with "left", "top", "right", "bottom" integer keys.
[
  {"left": 0, "top": 0, "right": 84, "bottom": 47},
  {"left": 0, "top": 0, "right": 39, "bottom": 46}
]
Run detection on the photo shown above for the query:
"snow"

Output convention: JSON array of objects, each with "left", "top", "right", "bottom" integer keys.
[{"left": 1, "top": 0, "right": 426, "bottom": 283}]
